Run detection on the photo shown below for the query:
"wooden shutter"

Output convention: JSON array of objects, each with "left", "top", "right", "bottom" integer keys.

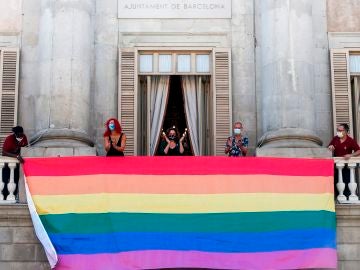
[
  {"left": 213, "top": 49, "right": 232, "bottom": 156},
  {"left": 330, "top": 49, "right": 353, "bottom": 136},
  {"left": 0, "top": 48, "right": 19, "bottom": 148},
  {"left": 119, "top": 48, "right": 137, "bottom": 155}
]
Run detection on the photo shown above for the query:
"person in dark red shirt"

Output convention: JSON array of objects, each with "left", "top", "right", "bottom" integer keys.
[
  {"left": 2, "top": 126, "right": 28, "bottom": 200},
  {"left": 328, "top": 123, "right": 360, "bottom": 198},
  {"left": 328, "top": 124, "right": 360, "bottom": 158},
  {"left": 2, "top": 126, "right": 28, "bottom": 163}
]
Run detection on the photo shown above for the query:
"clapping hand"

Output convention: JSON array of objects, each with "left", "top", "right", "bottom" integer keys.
[
  {"left": 180, "top": 129, "right": 188, "bottom": 143},
  {"left": 162, "top": 132, "right": 170, "bottom": 143}
]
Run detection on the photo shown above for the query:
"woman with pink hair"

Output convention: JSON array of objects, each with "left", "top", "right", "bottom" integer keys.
[{"left": 103, "top": 118, "right": 126, "bottom": 156}]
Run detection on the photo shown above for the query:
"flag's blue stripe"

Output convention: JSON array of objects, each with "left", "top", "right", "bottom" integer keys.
[{"left": 49, "top": 228, "right": 336, "bottom": 255}]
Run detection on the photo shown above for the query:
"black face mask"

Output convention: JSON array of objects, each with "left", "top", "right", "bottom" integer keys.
[{"left": 168, "top": 135, "right": 176, "bottom": 140}]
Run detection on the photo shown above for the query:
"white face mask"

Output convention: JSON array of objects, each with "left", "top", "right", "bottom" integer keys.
[
  {"left": 234, "top": 128, "right": 241, "bottom": 135},
  {"left": 337, "top": 132, "right": 344, "bottom": 138},
  {"left": 16, "top": 136, "right": 23, "bottom": 142}
]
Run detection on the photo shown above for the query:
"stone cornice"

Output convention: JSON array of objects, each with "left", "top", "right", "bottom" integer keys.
[{"left": 0, "top": 204, "right": 33, "bottom": 226}]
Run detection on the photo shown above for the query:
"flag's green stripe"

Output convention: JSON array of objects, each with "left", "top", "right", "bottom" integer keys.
[{"left": 40, "top": 211, "right": 335, "bottom": 234}]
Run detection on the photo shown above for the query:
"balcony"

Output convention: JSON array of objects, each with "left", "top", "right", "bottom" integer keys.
[
  {"left": 2, "top": 156, "right": 360, "bottom": 205},
  {"left": 334, "top": 157, "right": 360, "bottom": 203}
]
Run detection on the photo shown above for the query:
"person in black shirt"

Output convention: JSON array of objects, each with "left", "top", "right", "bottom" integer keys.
[
  {"left": 159, "top": 127, "right": 185, "bottom": 156},
  {"left": 103, "top": 118, "right": 126, "bottom": 156}
]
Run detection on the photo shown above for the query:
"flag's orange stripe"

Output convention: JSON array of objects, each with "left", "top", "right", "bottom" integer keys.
[{"left": 26, "top": 175, "right": 333, "bottom": 195}]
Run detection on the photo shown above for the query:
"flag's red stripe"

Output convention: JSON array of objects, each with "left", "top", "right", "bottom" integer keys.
[{"left": 23, "top": 156, "right": 334, "bottom": 177}]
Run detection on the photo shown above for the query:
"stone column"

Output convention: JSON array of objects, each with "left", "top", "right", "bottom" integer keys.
[
  {"left": 257, "top": 0, "right": 323, "bottom": 152},
  {"left": 33, "top": 0, "right": 94, "bottom": 150}
]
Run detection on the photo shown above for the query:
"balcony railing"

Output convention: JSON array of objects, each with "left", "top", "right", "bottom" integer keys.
[
  {"left": 0, "top": 156, "right": 20, "bottom": 204},
  {"left": 1, "top": 155, "right": 360, "bottom": 205},
  {"left": 334, "top": 157, "right": 360, "bottom": 204}
]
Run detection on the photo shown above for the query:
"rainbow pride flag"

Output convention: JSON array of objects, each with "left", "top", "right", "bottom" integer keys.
[{"left": 23, "top": 156, "right": 337, "bottom": 270}]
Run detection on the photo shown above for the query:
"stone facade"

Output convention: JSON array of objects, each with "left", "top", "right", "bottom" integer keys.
[
  {"left": 0, "top": 0, "right": 357, "bottom": 156},
  {"left": 0, "top": 0, "right": 336, "bottom": 156},
  {"left": 1, "top": 0, "right": 360, "bottom": 268}
]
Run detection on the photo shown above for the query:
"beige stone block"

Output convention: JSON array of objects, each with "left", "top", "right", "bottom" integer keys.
[
  {"left": 0, "top": 262, "right": 50, "bottom": 270},
  {"left": 0, "top": 228, "right": 13, "bottom": 243},
  {"left": 337, "top": 243, "right": 360, "bottom": 260},
  {"left": 337, "top": 227, "right": 360, "bottom": 244},
  {"left": 13, "top": 227, "right": 39, "bottom": 244},
  {"left": 0, "top": 244, "right": 36, "bottom": 261},
  {"left": 337, "top": 260, "right": 360, "bottom": 270},
  {"left": 35, "top": 244, "right": 49, "bottom": 262}
]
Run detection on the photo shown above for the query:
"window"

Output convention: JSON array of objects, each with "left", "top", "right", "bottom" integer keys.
[
  {"left": 177, "top": 55, "right": 191, "bottom": 73},
  {"left": 330, "top": 50, "right": 360, "bottom": 138},
  {"left": 196, "top": 55, "right": 210, "bottom": 73},
  {"left": 0, "top": 48, "right": 19, "bottom": 148},
  {"left": 159, "top": 55, "right": 172, "bottom": 73},
  {"left": 120, "top": 48, "right": 231, "bottom": 156},
  {"left": 138, "top": 52, "right": 211, "bottom": 75},
  {"left": 139, "top": 55, "right": 153, "bottom": 73},
  {"left": 350, "top": 55, "right": 360, "bottom": 73}
]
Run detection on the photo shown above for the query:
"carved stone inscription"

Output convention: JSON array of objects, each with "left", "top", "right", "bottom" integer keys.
[{"left": 118, "top": 0, "right": 231, "bottom": 18}]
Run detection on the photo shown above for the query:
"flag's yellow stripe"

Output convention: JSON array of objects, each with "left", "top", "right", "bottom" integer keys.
[{"left": 33, "top": 193, "right": 335, "bottom": 215}]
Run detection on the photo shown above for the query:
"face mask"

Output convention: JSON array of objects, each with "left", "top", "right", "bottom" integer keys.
[
  {"left": 337, "top": 131, "right": 344, "bottom": 138},
  {"left": 168, "top": 135, "right": 176, "bottom": 140},
  {"left": 234, "top": 128, "right": 241, "bottom": 135},
  {"left": 16, "top": 136, "right": 23, "bottom": 142},
  {"left": 108, "top": 123, "right": 115, "bottom": 131}
]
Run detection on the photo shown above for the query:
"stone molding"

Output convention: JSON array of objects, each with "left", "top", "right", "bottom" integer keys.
[
  {"left": 0, "top": 204, "right": 33, "bottom": 227},
  {"left": 257, "top": 128, "right": 323, "bottom": 148},
  {"left": 328, "top": 32, "right": 360, "bottom": 49},
  {"left": 30, "top": 129, "right": 94, "bottom": 147}
]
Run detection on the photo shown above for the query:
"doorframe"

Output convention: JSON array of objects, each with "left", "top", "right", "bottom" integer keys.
[{"left": 136, "top": 47, "right": 214, "bottom": 156}]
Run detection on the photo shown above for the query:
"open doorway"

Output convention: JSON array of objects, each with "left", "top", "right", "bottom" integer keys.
[
  {"left": 138, "top": 75, "right": 211, "bottom": 156},
  {"left": 157, "top": 76, "right": 193, "bottom": 155}
]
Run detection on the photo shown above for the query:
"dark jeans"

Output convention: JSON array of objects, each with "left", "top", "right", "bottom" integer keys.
[
  {"left": 1, "top": 163, "right": 19, "bottom": 199},
  {"left": 334, "top": 165, "right": 351, "bottom": 198}
]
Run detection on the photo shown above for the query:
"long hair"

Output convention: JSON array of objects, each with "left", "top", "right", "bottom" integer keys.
[{"left": 103, "top": 118, "right": 122, "bottom": 137}]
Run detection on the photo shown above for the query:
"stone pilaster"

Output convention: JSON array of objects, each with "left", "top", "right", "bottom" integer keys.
[
  {"left": 257, "top": 0, "right": 323, "bottom": 151},
  {"left": 33, "top": 0, "right": 95, "bottom": 148}
]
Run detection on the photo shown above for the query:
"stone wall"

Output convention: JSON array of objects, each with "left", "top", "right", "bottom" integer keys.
[
  {"left": 0, "top": 204, "right": 359, "bottom": 269},
  {"left": 0, "top": 0, "right": 22, "bottom": 34},
  {"left": 337, "top": 205, "right": 360, "bottom": 270},
  {"left": 327, "top": 0, "right": 360, "bottom": 32},
  {"left": 0, "top": 205, "right": 49, "bottom": 270}
]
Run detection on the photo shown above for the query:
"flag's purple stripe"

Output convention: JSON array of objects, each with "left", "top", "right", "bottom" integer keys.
[{"left": 55, "top": 248, "right": 337, "bottom": 270}]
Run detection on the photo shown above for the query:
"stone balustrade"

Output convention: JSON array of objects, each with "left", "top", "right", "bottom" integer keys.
[
  {"left": 0, "top": 156, "right": 20, "bottom": 204},
  {"left": 334, "top": 157, "right": 360, "bottom": 204},
  {"left": 1, "top": 156, "right": 359, "bottom": 206}
]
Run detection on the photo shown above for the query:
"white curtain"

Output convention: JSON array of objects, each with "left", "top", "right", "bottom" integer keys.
[
  {"left": 182, "top": 76, "right": 206, "bottom": 156},
  {"left": 150, "top": 76, "right": 170, "bottom": 155}
]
